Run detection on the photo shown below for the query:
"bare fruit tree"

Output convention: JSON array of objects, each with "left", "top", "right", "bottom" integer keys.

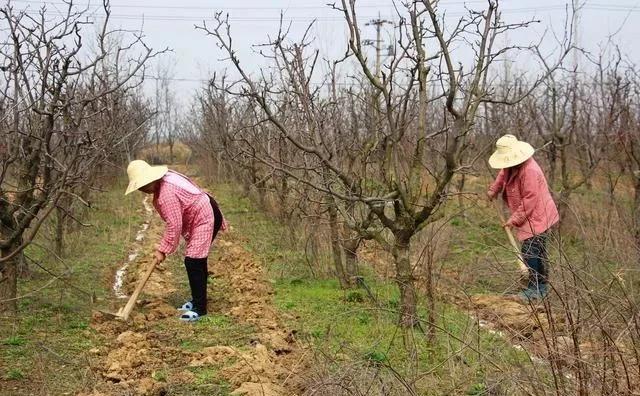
[
  {"left": 622, "top": 66, "right": 640, "bottom": 261},
  {"left": 0, "top": 0, "right": 163, "bottom": 313},
  {"left": 197, "top": 0, "right": 575, "bottom": 332}
]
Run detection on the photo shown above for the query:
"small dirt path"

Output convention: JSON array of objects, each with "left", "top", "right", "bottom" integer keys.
[
  {"left": 82, "top": 178, "right": 306, "bottom": 395},
  {"left": 455, "top": 293, "right": 558, "bottom": 355}
]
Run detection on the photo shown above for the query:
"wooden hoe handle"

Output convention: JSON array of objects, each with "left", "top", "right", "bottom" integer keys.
[
  {"left": 118, "top": 258, "right": 158, "bottom": 321},
  {"left": 494, "top": 202, "right": 528, "bottom": 274}
]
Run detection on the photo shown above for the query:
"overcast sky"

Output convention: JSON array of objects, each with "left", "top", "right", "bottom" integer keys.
[{"left": 10, "top": 0, "right": 640, "bottom": 103}]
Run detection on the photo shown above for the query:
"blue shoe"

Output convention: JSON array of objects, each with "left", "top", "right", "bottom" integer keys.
[
  {"left": 538, "top": 283, "right": 549, "bottom": 298},
  {"left": 518, "top": 288, "right": 537, "bottom": 301},
  {"left": 518, "top": 284, "right": 548, "bottom": 301}
]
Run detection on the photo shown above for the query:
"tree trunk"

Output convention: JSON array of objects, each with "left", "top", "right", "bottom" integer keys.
[
  {"left": 557, "top": 190, "right": 571, "bottom": 230},
  {"left": 633, "top": 172, "right": 640, "bottom": 264},
  {"left": 456, "top": 174, "right": 467, "bottom": 222},
  {"left": 548, "top": 143, "right": 558, "bottom": 188},
  {"left": 16, "top": 251, "right": 29, "bottom": 279},
  {"left": 424, "top": 248, "right": 436, "bottom": 344},
  {"left": 278, "top": 176, "right": 290, "bottom": 223},
  {"left": 392, "top": 233, "right": 418, "bottom": 328},
  {"left": 342, "top": 238, "right": 359, "bottom": 287},
  {"left": 0, "top": 244, "right": 19, "bottom": 314},
  {"left": 55, "top": 206, "right": 66, "bottom": 257},
  {"left": 327, "top": 202, "right": 349, "bottom": 289}
]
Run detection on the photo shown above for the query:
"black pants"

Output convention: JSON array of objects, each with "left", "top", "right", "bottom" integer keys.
[
  {"left": 185, "top": 257, "right": 208, "bottom": 315},
  {"left": 521, "top": 233, "right": 549, "bottom": 288},
  {"left": 185, "top": 196, "right": 222, "bottom": 316},
  {"left": 208, "top": 194, "right": 223, "bottom": 242}
]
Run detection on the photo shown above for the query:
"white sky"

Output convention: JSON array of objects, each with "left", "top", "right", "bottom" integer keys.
[{"left": 9, "top": 0, "right": 640, "bottom": 104}]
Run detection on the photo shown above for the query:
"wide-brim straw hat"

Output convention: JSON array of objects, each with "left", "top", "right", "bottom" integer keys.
[
  {"left": 488, "top": 134, "right": 535, "bottom": 169},
  {"left": 125, "top": 160, "right": 168, "bottom": 195}
]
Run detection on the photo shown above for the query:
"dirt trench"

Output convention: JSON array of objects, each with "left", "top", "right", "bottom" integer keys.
[{"left": 83, "top": 191, "right": 307, "bottom": 395}]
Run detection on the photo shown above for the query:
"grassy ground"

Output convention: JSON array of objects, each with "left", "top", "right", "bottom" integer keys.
[
  {"left": 0, "top": 174, "right": 575, "bottom": 395},
  {"left": 0, "top": 180, "right": 143, "bottom": 395},
  {"left": 211, "top": 183, "right": 537, "bottom": 395}
]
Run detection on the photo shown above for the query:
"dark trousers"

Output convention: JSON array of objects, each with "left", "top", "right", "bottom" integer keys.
[
  {"left": 185, "top": 257, "right": 208, "bottom": 315},
  {"left": 185, "top": 196, "right": 222, "bottom": 316},
  {"left": 208, "top": 194, "right": 223, "bottom": 242},
  {"left": 521, "top": 233, "right": 549, "bottom": 288}
]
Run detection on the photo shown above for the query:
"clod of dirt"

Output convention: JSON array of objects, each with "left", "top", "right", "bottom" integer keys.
[
  {"left": 78, "top": 391, "right": 110, "bottom": 396},
  {"left": 91, "top": 310, "right": 108, "bottom": 323},
  {"left": 136, "top": 377, "right": 156, "bottom": 395},
  {"left": 102, "top": 330, "right": 161, "bottom": 383},
  {"left": 116, "top": 330, "right": 146, "bottom": 345},
  {"left": 171, "top": 370, "right": 197, "bottom": 383},
  {"left": 90, "top": 312, "right": 129, "bottom": 336},
  {"left": 230, "top": 382, "right": 288, "bottom": 396},
  {"left": 189, "top": 345, "right": 236, "bottom": 367},
  {"left": 259, "top": 332, "right": 293, "bottom": 354},
  {"left": 145, "top": 301, "right": 178, "bottom": 321},
  {"left": 221, "top": 343, "right": 291, "bottom": 388},
  {"left": 131, "top": 312, "right": 149, "bottom": 327}
]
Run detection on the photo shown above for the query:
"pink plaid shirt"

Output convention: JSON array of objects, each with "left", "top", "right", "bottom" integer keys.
[
  {"left": 488, "top": 158, "right": 559, "bottom": 241},
  {"left": 153, "top": 171, "right": 214, "bottom": 258}
]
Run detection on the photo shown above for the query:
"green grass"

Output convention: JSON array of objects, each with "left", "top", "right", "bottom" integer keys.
[
  {"left": 152, "top": 368, "right": 169, "bottom": 382},
  {"left": 3, "top": 368, "right": 24, "bottom": 381},
  {"left": 173, "top": 366, "right": 231, "bottom": 396},
  {"left": 191, "top": 366, "right": 222, "bottom": 385},
  {"left": 0, "top": 179, "right": 144, "bottom": 395},
  {"left": 197, "top": 313, "right": 233, "bottom": 327},
  {"left": 2, "top": 337, "right": 26, "bottom": 347},
  {"left": 211, "top": 183, "right": 536, "bottom": 394}
]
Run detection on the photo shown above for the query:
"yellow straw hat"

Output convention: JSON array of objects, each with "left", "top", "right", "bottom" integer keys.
[
  {"left": 488, "top": 134, "right": 535, "bottom": 169},
  {"left": 124, "top": 160, "right": 168, "bottom": 195}
]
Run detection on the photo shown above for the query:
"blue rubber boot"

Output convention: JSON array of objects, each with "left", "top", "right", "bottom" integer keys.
[
  {"left": 537, "top": 283, "right": 549, "bottom": 298},
  {"left": 519, "top": 283, "right": 548, "bottom": 301}
]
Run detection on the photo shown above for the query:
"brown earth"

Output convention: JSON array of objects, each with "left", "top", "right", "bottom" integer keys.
[{"left": 82, "top": 188, "right": 307, "bottom": 395}]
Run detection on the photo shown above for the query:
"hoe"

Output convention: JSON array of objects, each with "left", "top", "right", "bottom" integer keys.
[
  {"left": 494, "top": 202, "right": 529, "bottom": 276},
  {"left": 97, "top": 258, "right": 158, "bottom": 321}
]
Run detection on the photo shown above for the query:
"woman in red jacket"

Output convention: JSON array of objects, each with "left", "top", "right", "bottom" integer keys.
[{"left": 487, "top": 135, "right": 559, "bottom": 300}]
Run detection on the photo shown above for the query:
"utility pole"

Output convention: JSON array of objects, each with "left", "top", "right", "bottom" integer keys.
[
  {"left": 364, "top": 13, "right": 392, "bottom": 78},
  {"left": 503, "top": 33, "right": 511, "bottom": 90},
  {"left": 572, "top": 3, "right": 580, "bottom": 71},
  {"left": 154, "top": 77, "right": 160, "bottom": 156}
]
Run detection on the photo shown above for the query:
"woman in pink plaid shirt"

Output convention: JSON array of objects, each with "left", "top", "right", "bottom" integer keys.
[
  {"left": 125, "top": 160, "right": 225, "bottom": 321},
  {"left": 487, "top": 135, "right": 559, "bottom": 301}
]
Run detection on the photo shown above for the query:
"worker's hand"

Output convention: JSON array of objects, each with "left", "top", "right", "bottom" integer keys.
[
  {"left": 486, "top": 191, "right": 495, "bottom": 201},
  {"left": 502, "top": 222, "right": 513, "bottom": 229},
  {"left": 154, "top": 250, "right": 166, "bottom": 264}
]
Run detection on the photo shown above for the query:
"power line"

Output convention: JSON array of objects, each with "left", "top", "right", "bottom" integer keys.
[
  {"left": 36, "top": 5, "right": 637, "bottom": 24},
  {"left": 8, "top": 0, "right": 493, "bottom": 10},
  {"left": 10, "top": 0, "right": 640, "bottom": 11},
  {"left": 6, "top": 2, "right": 639, "bottom": 24},
  {"left": 146, "top": 75, "right": 362, "bottom": 86},
  {"left": 9, "top": 0, "right": 640, "bottom": 15}
]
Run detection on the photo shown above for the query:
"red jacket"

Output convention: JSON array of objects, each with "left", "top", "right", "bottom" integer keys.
[{"left": 488, "top": 158, "right": 559, "bottom": 241}]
